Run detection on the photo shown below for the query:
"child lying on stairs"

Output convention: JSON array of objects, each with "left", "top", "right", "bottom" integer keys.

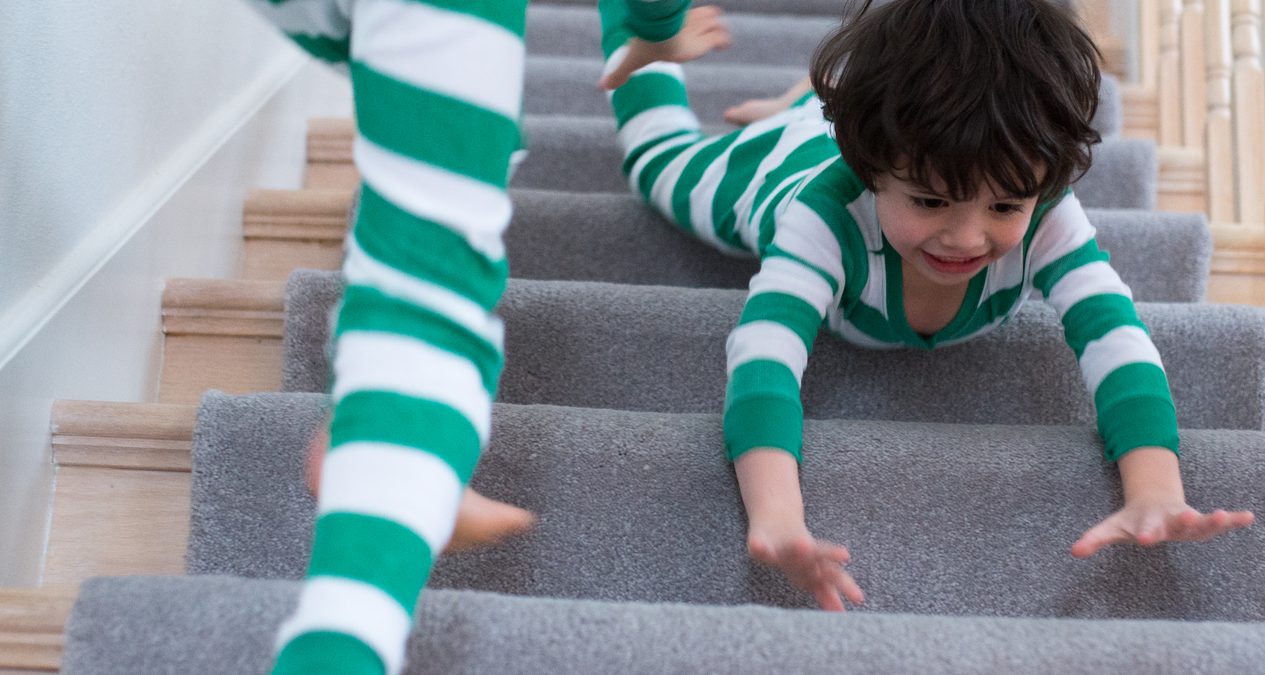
[{"left": 598, "top": 0, "right": 1255, "bottom": 611}]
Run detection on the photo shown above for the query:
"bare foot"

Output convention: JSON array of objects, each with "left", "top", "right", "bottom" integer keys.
[
  {"left": 304, "top": 424, "right": 536, "bottom": 553},
  {"left": 723, "top": 96, "right": 790, "bottom": 126},
  {"left": 747, "top": 523, "right": 865, "bottom": 611}
]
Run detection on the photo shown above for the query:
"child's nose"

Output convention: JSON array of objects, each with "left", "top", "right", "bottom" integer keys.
[{"left": 939, "top": 216, "right": 989, "bottom": 252}]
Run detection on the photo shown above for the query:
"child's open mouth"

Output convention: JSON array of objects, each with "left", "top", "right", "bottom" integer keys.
[{"left": 922, "top": 251, "right": 987, "bottom": 275}]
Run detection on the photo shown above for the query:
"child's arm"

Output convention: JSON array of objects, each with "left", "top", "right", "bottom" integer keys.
[
  {"left": 724, "top": 76, "right": 812, "bottom": 126},
  {"left": 725, "top": 177, "right": 868, "bottom": 609},
  {"left": 1029, "top": 193, "right": 1255, "bottom": 556},
  {"left": 599, "top": 4, "right": 732, "bottom": 90},
  {"left": 1071, "top": 446, "right": 1254, "bottom": 558},
  {"left": 736, "top": 448, "right": 865, "bottom": 611}
]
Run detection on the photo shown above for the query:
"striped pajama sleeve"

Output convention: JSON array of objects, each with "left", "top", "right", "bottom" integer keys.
[
  {"left": 248, "top": 0, "right": 526, "bottom": 673},
  {"left": 723, "top": 176, "right": 866, "bottom": 462},
  {"left": 1030, "top": 194, "right": 1180, "bottom": 462},
  {"left": 599, "top": 0, "right": 726, "bottom": 243}
]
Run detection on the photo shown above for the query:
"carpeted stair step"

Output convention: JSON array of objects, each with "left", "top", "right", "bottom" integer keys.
[
  {"left": 306, "top": 88, "right": 1133, "bottom": 198},
  {"left": 242, "top": 184, "right": 1203, "bottom": 289},
  {"left": 62, "top": 575, "right": 1265, "bottom": 675},
  {"left": 512, "top": 116, "right": 1148, "bottom": 206},
  {"left": 187, "top": 392, "right": 1265, "bottom": 620},
  {"left": 526, "top": 4, "right": 834, "bottom": 69},
  {"left": 285, "top": 276, "right": 1263, "bottom": 430},
  {"left": 307, "top": 115, "right": 1150, "bottom": 204}
]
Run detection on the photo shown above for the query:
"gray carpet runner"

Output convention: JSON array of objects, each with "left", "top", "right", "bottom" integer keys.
[
  {"left": 499, "top": 190, "right": 1202, "bottom": 293},
  {"left": 513, "top": 115, "right": 1152, "bottom": 207},
  {"left": 63, "top": 576, "right": 1265, "bottom": 675},
  {"left": 284, "top": 275, "right": 1262, "bottom": 430},
  {"left": 63, "top": 2, "right": 1256, "bottom": 672},
  {"left": 186, "top": 392, "right": 1265, "bottom": 621}
]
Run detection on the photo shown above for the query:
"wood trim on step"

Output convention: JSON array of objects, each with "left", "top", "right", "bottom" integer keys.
[
  {"left": 242, "top": 190, "right": 353, "bottom": 278},
  {"left": 1157, "top": 146, "right": 1209, "bottom": 213},
  {"left": 0, "top": 586, "right": 76, "bottom": 672},
  {"left": 51, "top": 401, "right": 197, "bottom": 472},
  {"left": 44, "top": 403, "right": 198, "bottom": 587},
  {"left": 243, "top": 189, "right": 353, "bottom": 242},
  {"left": 1208, "top": 222, "right": 1265, "bottom": 304},
  {"left": 305, "top": 118, "right": 358, "bottom": 189},
  {"left": 306, "top": 118, "right": 355, "bottom": 164},
  {"left": 162, "top": 278, "right": 286, "bottom": 337},
  {"left": 159, "top": 279, "right": 286, "bottom": 404}
]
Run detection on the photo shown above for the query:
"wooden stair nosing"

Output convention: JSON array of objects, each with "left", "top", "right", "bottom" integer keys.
[
  {"left": 162, "top": 278, "right": 286, "bottom": 339},
  {"left": 51, "top": 401, "right": 197, "bottom": 472},
  {"left": 0, "top": 586, "right": 76, "bottom": 672}
]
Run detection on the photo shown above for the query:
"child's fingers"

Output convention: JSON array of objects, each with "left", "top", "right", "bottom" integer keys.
[
  {"left": 822, "top": 561, "right": 865, "bottom": 607},
  {"left": 812, "top": 584, "right": 845, "bottom": 612},
  {"left": 1070, "top": 522, "right": 1128, "bottom": 559}
]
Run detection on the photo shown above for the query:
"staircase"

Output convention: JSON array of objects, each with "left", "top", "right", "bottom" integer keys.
[{"left": 5, "top": 1, "right": 1265, "bottom": 672}]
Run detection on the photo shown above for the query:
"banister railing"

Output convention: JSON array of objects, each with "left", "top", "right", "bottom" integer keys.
[{"left": 1093, "top": 0, "right": 1264, "bottom": 303}]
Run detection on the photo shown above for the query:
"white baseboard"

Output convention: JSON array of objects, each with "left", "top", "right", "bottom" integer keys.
[{"left": 0, "top": 54, "right": 351, "bottom": 584}]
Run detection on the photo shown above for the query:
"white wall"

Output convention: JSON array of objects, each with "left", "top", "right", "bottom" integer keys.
[{"left": 0, "top": 2, "right": 351, "bottom": 583}]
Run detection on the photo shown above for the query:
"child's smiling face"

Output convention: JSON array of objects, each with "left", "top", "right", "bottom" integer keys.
[{"left": 873, "top": 171, "right": 1039, "bottom": 287}]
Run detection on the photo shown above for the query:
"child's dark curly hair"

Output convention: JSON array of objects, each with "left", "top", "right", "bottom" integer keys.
[{"left": 810, "top": 0, "right": 1102, "bottom": 202}]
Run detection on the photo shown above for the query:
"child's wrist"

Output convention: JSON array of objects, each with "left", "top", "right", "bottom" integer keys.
[{"left": 1117, "top": 446, "right": 1186, "bottom": 505}]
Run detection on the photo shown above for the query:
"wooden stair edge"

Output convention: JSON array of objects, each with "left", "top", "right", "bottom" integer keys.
[
  {"left": 0, "top": 586, "right": 77, "bottom": 672},
  {"left": 162, "top": 278, "right": 286, "bottom": 339},
  {"left": 244, "top": 188, "right": 354, "bottom": 242},
  {"left": 307, "top": 118, "right": 355, "bottom": 164},
  {"left": 51, "top": 401, "right": 197, "bottom": 472}
]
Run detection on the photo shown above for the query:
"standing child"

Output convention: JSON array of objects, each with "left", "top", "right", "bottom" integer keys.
[
  {"left": 598, "top": 0, "right": 1255, "bottom": 612},
  {"left": 243, "top": 0, "right": 703, "bottom": 673}
]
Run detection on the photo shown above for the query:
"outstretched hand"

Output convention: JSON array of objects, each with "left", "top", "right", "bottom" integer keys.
[
  {"left": 748, "top": 525, "right": 865, "bottom": 612},
  {"left": 1071, "top": 498, "right": 1255, "bottom": 559},
  {"left": 599, "top": 5, "right": 732, "bottom": 90}
]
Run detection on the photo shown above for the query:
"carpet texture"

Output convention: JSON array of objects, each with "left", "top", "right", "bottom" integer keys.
[
  {"left": 283, "top": 276, "right": 1262, "bottom": 431},
  {"left": 62, "top": 576, "right": 1265, "bottom": 675},
  {"left": 512, "top": 115, "right": 1147, "bottom": 205},
  {"left": 186, "top": 393, "right": 1265, "bottom": 622}
]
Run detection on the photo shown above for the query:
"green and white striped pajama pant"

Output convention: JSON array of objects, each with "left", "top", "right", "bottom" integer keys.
[
  {"left": 251, "top": 1, "right": 527, "bottom": 673},
  {"left": 245, "top": 0, "right": 688, "bottom": 672}
]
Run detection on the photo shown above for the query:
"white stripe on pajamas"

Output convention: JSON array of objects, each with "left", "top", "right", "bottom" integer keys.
[
  {"left": 352, "top": 0, "right": 525, "bottom": 119},
  {"left": 354, "top": 136, "right": 512, "bottom": 261},
  {"left": 319, "top": 443, "right": 464, "bottom": 551},
  {"left": 275, "top": 577, "right": 412, "bottom": 675},
  {"left": 726, "top": 321, "right": 812, "bottom": 382},
  {"left": 332, "top": 331, "right": 494, "bottom": 443},
  {"left": 1079, "top": 325, "right": 1166, "bottom": 393}
]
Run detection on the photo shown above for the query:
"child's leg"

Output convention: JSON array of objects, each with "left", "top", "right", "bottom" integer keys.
[
  {"left": 254, "top": 0, "right": 528, "bottom": 674},
  {"left": 599, "top": 0, "right": 752, "bottom": 256}
]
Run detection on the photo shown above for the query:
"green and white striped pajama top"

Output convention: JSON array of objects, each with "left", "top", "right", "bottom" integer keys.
[
  {"left": 599, "top": 1, "right": 1180, "bottom": 467},
  {"left": 245, "top": 0, "right": 689, "bottom": 673}
]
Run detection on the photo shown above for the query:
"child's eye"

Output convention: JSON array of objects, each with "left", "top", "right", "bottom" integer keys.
[
  {"left": 992, "top": 202, "right": 1026, "bottom": 215},
  {"left": 910, "top": 197, "right": 948, "bottom": 209}
]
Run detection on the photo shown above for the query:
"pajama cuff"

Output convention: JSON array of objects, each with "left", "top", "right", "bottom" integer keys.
[
  {"left": 724, "top": 396, "right": 804, "bottom": 463},
  {"left": 625, "top": 0, "right": 689, "bottom": 42}
]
